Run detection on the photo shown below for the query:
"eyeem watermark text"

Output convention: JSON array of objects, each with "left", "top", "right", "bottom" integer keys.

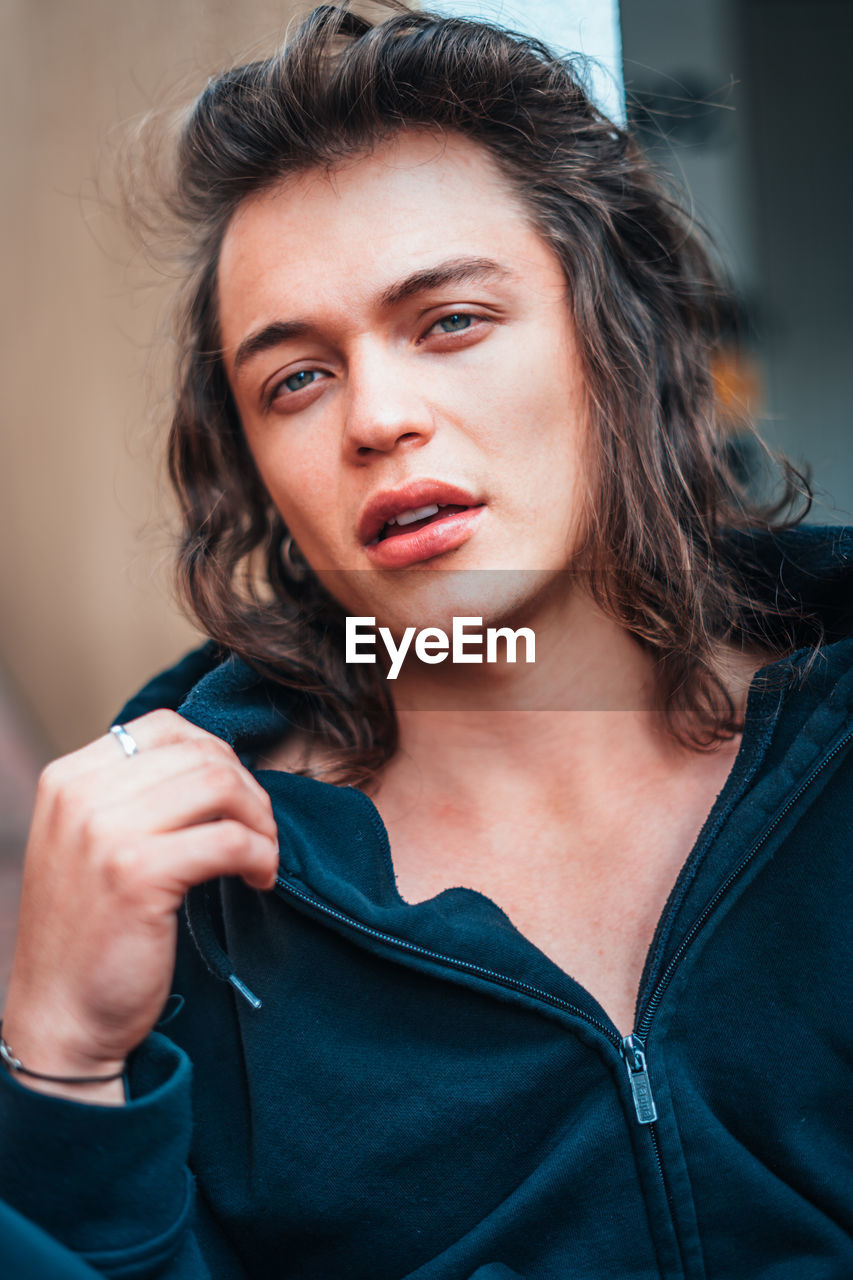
[{"left": 346, "top": 616, "right": 536, "bottom": 679}]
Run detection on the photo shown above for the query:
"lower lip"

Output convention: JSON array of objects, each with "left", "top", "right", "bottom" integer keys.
[{"left": 364, "top": 505, "right": 487, "bottom": 569}]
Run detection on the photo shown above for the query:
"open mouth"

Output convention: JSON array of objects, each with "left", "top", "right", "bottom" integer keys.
[
  {"left": 373, "top": 503, "right": 472, "bottom": 544},
  {"left": 364, "top": 500, "right": 487, "bottom": 568}
]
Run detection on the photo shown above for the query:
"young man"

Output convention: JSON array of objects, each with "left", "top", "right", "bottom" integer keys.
[{"left": 1, "top": 6, "right": 851, "bottom": 1278}]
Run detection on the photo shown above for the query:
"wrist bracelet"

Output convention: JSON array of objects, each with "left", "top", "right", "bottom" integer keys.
[{"left": 0, "top": 1023, "right": 126, "bottom": 1085}]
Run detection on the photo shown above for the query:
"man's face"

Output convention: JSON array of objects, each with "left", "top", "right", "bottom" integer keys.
[{"left": 218, "top": 129, "right": 589, "bottom": 633}]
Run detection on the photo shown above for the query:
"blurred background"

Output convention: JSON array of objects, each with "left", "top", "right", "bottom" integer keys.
[{"left": 1, "top": 0, "right": 851, "bottom": 987}]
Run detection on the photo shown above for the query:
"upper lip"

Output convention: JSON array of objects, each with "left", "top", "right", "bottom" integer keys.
[{"left": 358, "top": 479, "right": 484, "bottom": 546}]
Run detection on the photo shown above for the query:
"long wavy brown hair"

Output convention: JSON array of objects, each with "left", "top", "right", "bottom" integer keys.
[{"left": 141, "top": 1, "right": 817, "bottom": 787}]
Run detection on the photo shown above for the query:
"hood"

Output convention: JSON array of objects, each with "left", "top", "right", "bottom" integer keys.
[{"left": 115, "top": 524, "right": 853, "bottom": 1012}]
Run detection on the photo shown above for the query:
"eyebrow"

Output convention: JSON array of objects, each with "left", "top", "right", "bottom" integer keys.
[
  {"left": 377, "top": 255, "right": 515, "bottom": 309},
  {"left": 231, "top": 256, "right": 515, "bottom": 375}
]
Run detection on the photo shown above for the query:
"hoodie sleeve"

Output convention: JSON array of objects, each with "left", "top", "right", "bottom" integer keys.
[{"left": 0, "top": 1031, "right": 247, "bottom": 1279}]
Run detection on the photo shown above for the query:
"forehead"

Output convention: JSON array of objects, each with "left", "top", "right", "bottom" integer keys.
[{"left": 216, "top": 130, "right": 560, "bottom": 345}]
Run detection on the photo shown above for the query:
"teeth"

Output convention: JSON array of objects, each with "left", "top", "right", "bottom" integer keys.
[{"left": 387, "top": 503, "right": 441, "bottom": 527}]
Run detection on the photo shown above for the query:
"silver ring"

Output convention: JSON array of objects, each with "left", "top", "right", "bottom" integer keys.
[{"left": 109, "top": 723, "right": 139, "bottom": 758}]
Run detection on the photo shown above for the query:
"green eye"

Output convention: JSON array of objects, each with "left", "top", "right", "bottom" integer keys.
[
  {"left": 437, "top": 313, "right": 473, "bottom": 333},
  {"left": 283, "top": 369, "right": 319, "bottom": 392}
]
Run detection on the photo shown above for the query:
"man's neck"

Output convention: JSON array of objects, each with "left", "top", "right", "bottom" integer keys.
[{"left": 372, "top": 588, "right": 763, "bottom": 822}]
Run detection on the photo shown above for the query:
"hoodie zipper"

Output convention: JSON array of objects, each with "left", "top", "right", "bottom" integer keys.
[
  {"left": 274, "top": 873, "right": 620, "bottom": 1039},
  {"left": 609, "top": 719, "right": 853, "bottom": 1267}
]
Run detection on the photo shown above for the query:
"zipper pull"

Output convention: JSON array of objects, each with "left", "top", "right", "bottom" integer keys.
[{"left": 620, "top": 1034, "right": 658, "bottom": 1125}]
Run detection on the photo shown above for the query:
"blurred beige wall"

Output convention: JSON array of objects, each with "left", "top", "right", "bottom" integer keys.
[{"left": 0, "top": 0, "right": 341, "bottom": 757}]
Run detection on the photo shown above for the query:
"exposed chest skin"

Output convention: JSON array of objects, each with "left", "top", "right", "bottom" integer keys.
[
  {"left": 262, "top": 728, "right": 744, "bottom": 1037},
  {"left": 367, "top": 737, "right": 743, "bottom": 1038}
]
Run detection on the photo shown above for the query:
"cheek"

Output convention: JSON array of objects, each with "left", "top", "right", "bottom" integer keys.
[
  {"left": 247, "top": 437, "right": 335, "bottom": 545},
  {"left": 475, "top": 329, "right": 586, "bottom": 467}
]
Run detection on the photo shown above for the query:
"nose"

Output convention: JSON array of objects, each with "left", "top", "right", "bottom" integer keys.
[{"left": 342, "top": 344, "right": 437, "bottom": 460}]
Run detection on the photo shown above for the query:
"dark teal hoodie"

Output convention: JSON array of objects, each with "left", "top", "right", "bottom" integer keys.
[{"left": 2, "top": 525, "right": 853, "bottom": 1280}]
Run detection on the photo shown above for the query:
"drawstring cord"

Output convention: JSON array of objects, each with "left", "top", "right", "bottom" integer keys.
[{"left": 184, "top": 882, "right": 263, "bottom": 1010}]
